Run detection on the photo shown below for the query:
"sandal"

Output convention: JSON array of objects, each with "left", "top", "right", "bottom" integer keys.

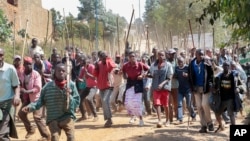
[{"left": 215, "top": 125, "right": 225, "bottom": 133}]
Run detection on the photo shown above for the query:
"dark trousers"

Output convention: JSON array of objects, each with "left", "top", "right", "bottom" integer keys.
[
  {"left": 18, "top": 103, "right": 50, "bottom": 138},
  {"left": 0, "top": 110, "right": 10, "bottom": 141},
  {"left": 79, "top": 87, "right": 90, "bottom": 118},
  {"left": 48, "top": 118, "right": 75, "bottom": 141}
]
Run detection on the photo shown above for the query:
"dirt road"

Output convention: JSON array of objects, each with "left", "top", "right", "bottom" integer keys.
[{"left": 11, "top": 102, "right": 250, "bottom": 141}]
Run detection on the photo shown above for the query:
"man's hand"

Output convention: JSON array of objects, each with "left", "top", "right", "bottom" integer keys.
[
  {"left": 20, "top": 88, "right": 27, "bottom": 94},
  {"left": 66, "top": 88, "right": 72, "bottom": 97},
  {"left": 22, "top": 106, "right": 30, "bottom": 113},
  {"left": 158, "top": 84, "right": 163, "bottom": 90},
  {"left": 137, "top": 75, "right": 143, "bottom": 80},
  {"left": 12, "top": 95, "right": 21, "bottom": 106}
]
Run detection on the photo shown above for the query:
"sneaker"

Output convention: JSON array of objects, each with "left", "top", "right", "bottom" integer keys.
[
  {"left": 93, "top": 117, "right": 99, "bottom": 122},
  {"left": 191, "top": 117, "right": 196, "bottom": 122},
  {"left": 38, "top": 137, "right": 51, "bottom": 141},
  {"left": 215, "top": 124, "right": 225, "bottom": 133},
  {"left": 156, "top": 121, "right": 162, "bottom": 128},
  {"left": 208, "top": 123, "right": 214, "bottom": 131},
  {"left": 199, "top": 126, "right": 207, "bottom": 133},
  {"left": 76, "top": 117, "right": 87, "bottom": 122},
  {"left": 139, "top": 120, "right": 144, "bottom": 126},
  {"left": 104, "top": 119, "right": 113, "bottom": 128},
  {"left": 165, "top": 121, "right": 170, "bottom": 127},
  {"left": 129, "top": 116, "right": 136, "bottom": 124},
  {"left": 179, "top": 120, "right": 183, "bottom": 124},
  {"left": 25, "top": 131, "right": 35, "bottom": 139}
]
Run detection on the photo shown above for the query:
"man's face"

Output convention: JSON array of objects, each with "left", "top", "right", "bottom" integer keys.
[
  {"left": 152, "top": 48, "right": 157, "bottom": 55},
  {"left": 33, "top": 54, "right": 40, "bottom": 63},
  {"left": 23, "top": 61, "right": 32, "bottom": 72},
  {"left": 178, "top": 59, "right": 184, "bottom": 67},
  {"left": 196, "top": 51, "right": 204, "bottom": 60},
  {"left": 13, "top": 58, "right": 21, "bottom": 67},
  {"left": 115, "top": 57, "right": 121, "bottom": 64},
  {"left": 129, "top": 53, "right": 136, "bottom": 62},
  {"left": 52, "top": 48, "right": 57, "bottom": 54},
  {"left": 158, "top": 52, "right": 165, "bottom": 61},
  {"left": 55, "top": 65, "right": 66, "bottom": 81},
  {"left": 32, "top": 40, "right": 38, "bottom": 46},
  {"left": 0, "top": 49, "right": 4, "bottom": 64},
  {"left": 168, "top": 53, "right": 175, "bottom": 59},
  {"left": 223, "top": 64, "right": 230, "bottom": 72}
]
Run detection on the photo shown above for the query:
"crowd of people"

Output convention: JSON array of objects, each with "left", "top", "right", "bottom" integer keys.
[{"left": 0, "top": 38, "right": 249, "bottom": 141}]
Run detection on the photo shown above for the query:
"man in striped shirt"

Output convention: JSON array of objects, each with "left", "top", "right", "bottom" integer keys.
[{"left": 22, "top": 63, "right": 80, "bottom": 141}]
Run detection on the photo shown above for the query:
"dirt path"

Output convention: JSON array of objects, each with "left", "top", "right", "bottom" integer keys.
[{"left": 11, "top": 100, "right": 250, "bottom": 141}]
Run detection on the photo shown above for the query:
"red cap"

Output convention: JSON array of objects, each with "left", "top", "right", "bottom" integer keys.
[{"left": 23, "top": 56, "right": 33, "bottom": 63}]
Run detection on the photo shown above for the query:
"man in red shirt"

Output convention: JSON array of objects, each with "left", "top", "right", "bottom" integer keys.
[
  {"left": 78, "top": 58, "right": 99, "bottom": 122},
  {"left": 94, "top": 52, "right": 116, "bottom": 127},
  {"left": 122, "top": 51, "right": 149, "bottom": 126}
]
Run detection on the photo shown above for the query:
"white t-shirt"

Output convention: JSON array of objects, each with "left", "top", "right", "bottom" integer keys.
[{"left": 28, "top": 46, "right": 44, "bottom": 58}]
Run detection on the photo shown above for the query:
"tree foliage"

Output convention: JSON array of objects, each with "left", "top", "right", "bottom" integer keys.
[
  {"left": 143, "top": 0, "right": 207, "bottom": 46},
  {"left": 191, "top": 0, "right": 250, "bottom": 42},
  {"left": 0, "top": 10, "right": 12, "bottom": 43}
]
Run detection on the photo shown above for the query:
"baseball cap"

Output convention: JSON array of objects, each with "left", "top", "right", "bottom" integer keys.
[
  {"left": 168, "top": 49, "right": 176, "bottom": 54},
  {"left": 14, "top": 55, "right": 21, "bottom": 60}
]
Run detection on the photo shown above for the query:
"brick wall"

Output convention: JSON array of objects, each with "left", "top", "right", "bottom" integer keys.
[{"left": 0, "top": 0, "right": 52, "bottom": 43}]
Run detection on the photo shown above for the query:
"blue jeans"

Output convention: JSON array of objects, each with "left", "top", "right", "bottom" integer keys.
[
  {"left": 142, "top": 88, "right": 151, "bottom": 114},
  {"left": 177, "top": 91, "right": 196, "bottom": 121}
]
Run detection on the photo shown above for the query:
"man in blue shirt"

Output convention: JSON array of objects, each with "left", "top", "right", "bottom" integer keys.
[
  {"left": 188, "top": 49, "right": 214, "bottom": 133},
  {"left": 0, "top": 48, "right": 21, "bottom": 140}
]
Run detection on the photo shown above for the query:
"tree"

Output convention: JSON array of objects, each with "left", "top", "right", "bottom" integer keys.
[
  {"left": 0, "top": 10, "right": 12, "bottom": 43},
  {"left": 50, "top": 8, "right": 64, "bottom": 41},
  {"left": 191, "top": 0, "right": 250, "bottom": 42}
]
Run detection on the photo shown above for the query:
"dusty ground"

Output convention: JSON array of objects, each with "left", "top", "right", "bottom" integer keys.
[{"left": 11, "top": 99, "right": 250, "bottom": 141}]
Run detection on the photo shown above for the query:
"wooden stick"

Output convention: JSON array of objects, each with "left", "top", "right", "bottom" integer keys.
[
  {"left": 126, "top": 9, "right": 134, "bottom": 44},
  {"left": 203, "top": 24, "right": 206, "bottom": 51},
  {"left": 169, "top": 31, "right": 172, "bottom": 48},
  {"left": 13, "top": 11, "right": 16, "bottom": 57},
  {"left": 43, "top": 10, "right": 50, "bottom": 49},
  {"left": 21, "top": 19, "right": 28, "bottom": 63},
  {"left": 116, "top": 16, "right": 120, "bottom": 55},
  {"left": 154, "top": 23, "right": 161, "bottom": 49},
  {"left": 212, "top": 27, "right": 215, "bottom": 55},
  {"left": 63, "top": 8, "right": 70, "bottom": 47},
  {"left": 188, "top": 19, "right": 195, "bottom": 49}
]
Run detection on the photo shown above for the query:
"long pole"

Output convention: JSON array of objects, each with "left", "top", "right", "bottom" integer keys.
[
  {"left": 170, "top": 31, "right": 172, "bottom": 48},
  {"left": 188, "top": 19, "right": 195, "bottom": 49},
  {"left": 21, "top": 19, "right": 29, "bottom": 63},
  {"left": 203, "top": 24, "right": 206, "bottom": 51},
  {"left": 146, "top": 25, "right": 150, "bottom": 54},
  {"left": 116, "top": 16, "right": 120, "bottom": 55},
  {"left": 126, "top": 9, "right": 135, "bottom": 44},
  {"left": 154, "top": 23, "right": 161, "bottom": 49},
  {"left": 95, "top": 0, "right": 99, "bottom": 50},
  {"left": 212, "top": 27, "right": 215, "bottom": 55},
  {"left": 198, "top": 25, "right": 201, "bottom": 49},
  {"left": 13, "top": 11, "right": 16, "bottom": 57},
  {"left": 63, "top": 9, "right": 69, "bottom": 47},
  {"left": 44, "top": 10, "right": 50, "bottom": 49}
]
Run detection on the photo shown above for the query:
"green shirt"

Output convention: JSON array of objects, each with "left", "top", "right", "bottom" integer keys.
[{"left": 28, "top": 81, "right": 80, "bottom": 124}]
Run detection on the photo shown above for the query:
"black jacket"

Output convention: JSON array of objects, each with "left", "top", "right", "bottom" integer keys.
[{"left": 188, "top": 58, "right": 214, "bottom": 94}]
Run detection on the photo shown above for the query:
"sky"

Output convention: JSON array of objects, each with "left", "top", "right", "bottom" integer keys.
[{"left": 42, "top": 0, "right": 145, "bottom": 22}]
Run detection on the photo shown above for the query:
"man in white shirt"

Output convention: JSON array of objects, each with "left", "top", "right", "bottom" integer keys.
[{"left": 28, "top": 38, "right": 44, "bottom": 58}]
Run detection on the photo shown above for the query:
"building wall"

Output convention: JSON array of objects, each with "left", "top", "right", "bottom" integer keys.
[{"left": 0, "top": 0, "right": 52, "bottom": 43}]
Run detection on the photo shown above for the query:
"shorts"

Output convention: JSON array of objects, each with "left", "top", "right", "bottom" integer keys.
[{"left": 153, "top": 90, "right": 169, "bottom": 107}]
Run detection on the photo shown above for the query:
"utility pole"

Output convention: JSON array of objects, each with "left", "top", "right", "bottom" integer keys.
[{"left": 95, "top": 0, "right": 99, "bottom": 50}]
